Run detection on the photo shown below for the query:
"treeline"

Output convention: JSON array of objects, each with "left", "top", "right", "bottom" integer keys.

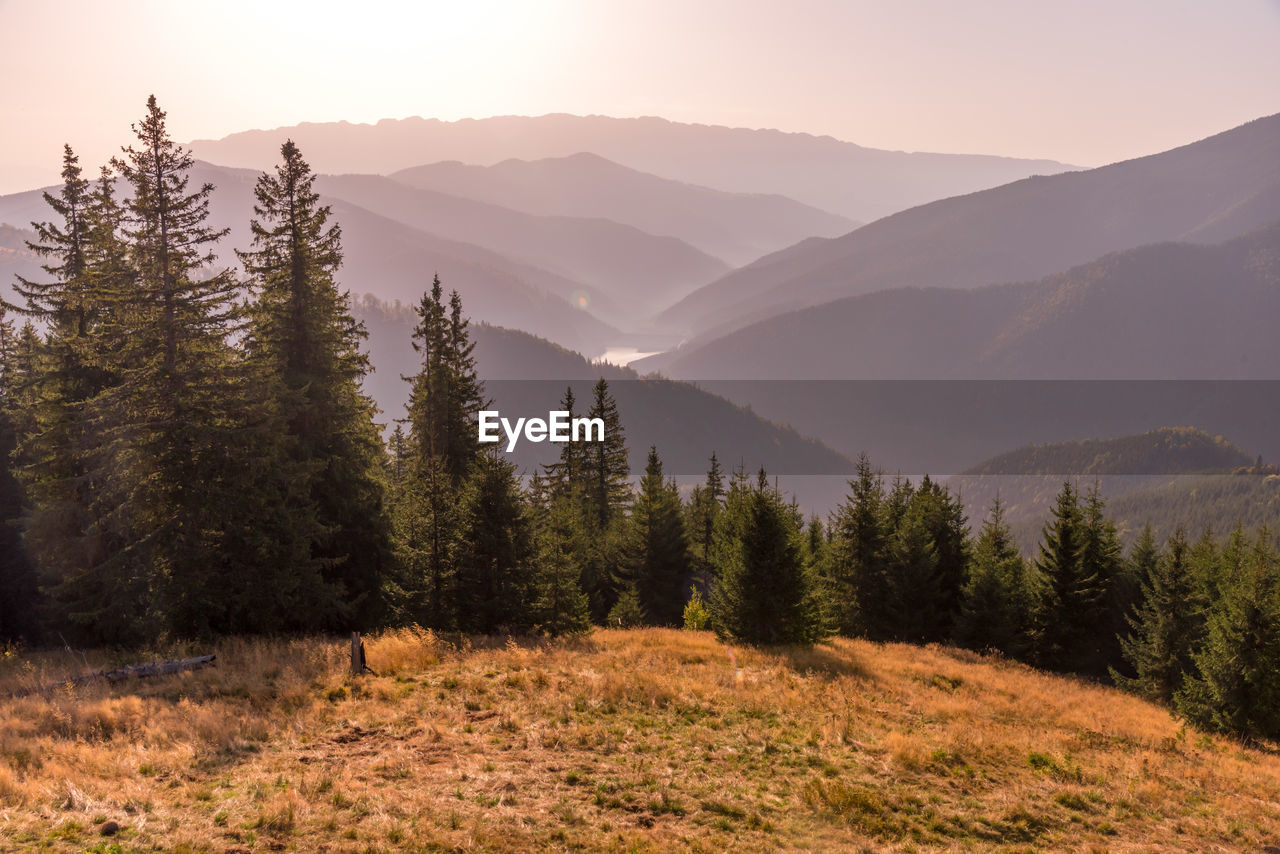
[{"left": 1, "top": 98, "right": 1276, "bottom": 744}]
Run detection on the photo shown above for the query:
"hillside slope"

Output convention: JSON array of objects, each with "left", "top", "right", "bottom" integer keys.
[
  {"left": 657, "top": 112, "right": 1280, "bottom": 340},
  {"left": 188, "top": 113, "right": 1072, "bottom": 223},
  {"left": 1, "top": 629, "right": 1277, "bottom": 852},
  {"left": 353, "top": 296, "right": 852, "bottom": 476},
  {"left": 391, "top": 152, "right": 856, "bottom": 267}
]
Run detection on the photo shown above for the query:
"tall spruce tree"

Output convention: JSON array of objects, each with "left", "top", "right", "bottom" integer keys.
[
  {"left": 1114, "top": 527, "right": 1204, "bottom": 702},
  {"left": 582, "top": 377, "right": 628, "bottom": 528},
  {"left": 92, "top": 95, "right": 286, "bottom": 639},
  {"left": 403, "top": 276, "right": 484, "bottom": 484},
  {"left": 1176, "top": 528, "right": 1280, "bottom": 741},
  {"left": 238, "top": 140, "right": 390, "bottom": 627},
  {"left": 531, "top": 495, "right": 592, "bottom": 636},
  {"left": 1079, "top": 483, "right": 1126, "bottom": 674},
  {"left": 396, "top": 279, "right": 486, "bottom": 629},
  {"left": 7, "top": 148, "right": 115, "bottom": 635},
  {"left": 881, "top": 497, "right": 942, "bottom": 643},
  {"left": 956, "top": 495, "right": 1029, "bottom": 657},
  {"left": 0, "top": 309, "right": 38, "bottom": 641},
  {"left": 618, "top": 446, "right": 690, "bottom": 625},
  {"left": 1029, "top": 481, "right": 1114, "bottom": 672},
  {"left": 391, "top": 455, "right": 459, "bottom": 629},
  {"left": 686, "top": 452, "right": 724, "bottom": 585},
  {"left": 710, "top": 473, "right": 824, "bottom": 645},
  {"left": 575, "top": 377, "right": 629, "bottom": 620},
  {"left": 905, "top": 475, "right": 968, "bottom": 641},
  {"left": 543, "top": 386, "right": 587, "bottom": 499},
  {"left": 454, "top": 451, "right": 535, "bottom": 635},
  {"left": 828, "top": 454, "right": 888, "bottom": 637}
]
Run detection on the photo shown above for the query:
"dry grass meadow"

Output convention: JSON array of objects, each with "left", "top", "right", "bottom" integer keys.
[{"left": 0, "top": 627, "right": 1278, "bottom": 852}]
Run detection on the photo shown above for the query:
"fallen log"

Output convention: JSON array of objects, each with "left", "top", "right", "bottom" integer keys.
[{"left": 10, "top": 654, "right": 216, "bottom": 698}]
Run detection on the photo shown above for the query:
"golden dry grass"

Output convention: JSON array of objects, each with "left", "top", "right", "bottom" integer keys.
[{"left": 0, "top": 628, "right": 1277, "bottom": 852}]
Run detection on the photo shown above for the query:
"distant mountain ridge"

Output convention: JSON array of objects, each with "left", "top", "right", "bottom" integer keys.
[
  {"left": 949, "top": 428, "right": 1277, "bottom": 552},
  {"left": 646, "top": 217, "right": 1280, "bottom": 380},
  {"left": 314, "top": 172, "right": 727, "bottom": 320},
  {"left": 960, "top": 428, "right": 1254, "bottom": 476},
  {"left": 391, "top": 152, "right": 857, "bottom": 267},
  {"left": 189, "top": 113, "right": 1073, "bottom": 223},
  {"left": 656, "top": 112, "right": 1280, "bottom": 342}
]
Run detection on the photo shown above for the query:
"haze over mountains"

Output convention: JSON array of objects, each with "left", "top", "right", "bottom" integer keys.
[
  {"left": 189, "top": 114, "right": 1073, "bottom": 223},
  {"left": 5, "top": 108, "right": 1279, "bottom": 516},
  {"left": 949, "top": 428, "right": 1279, "bottom": 552},
  {"left": 312, "top": 172, "right": 728, "bottom": 320},
  {"left": 647, "top": 218, "right": 1280, "bottom": 380},
  {"left": 391, "top": 153, "right": 856, "bottom": 266},
  {"left": 650, "top": 113, "right": 1280, "bottom": 348}
]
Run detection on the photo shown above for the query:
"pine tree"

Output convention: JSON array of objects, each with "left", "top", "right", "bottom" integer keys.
[
  {"left": 82, "top": 95, "right": 267, "bottom": 640},
  {"left": 881, "top": 497, "right": 941, "bottom": 643},
  {"left": 608, "top": 586, "right": 647, "bottom": 627},
  {"left": 543, "top": 386, "right": 587, "bottom": 499},
  {"left": 686, "top": 453, "right": 724, "bottom": 581},
  {"left": 238, "top": 140, "right": 390, "bottom": 627},
  {"left": 956, "top": 495, "right": 1030, "bottom": 657},
  {"left": 454, "top": 452, "right": 535, "bottom": 635},
  {"left": 582, "top": 377, "right": 628, "bottom": 528},
  {"left": 1176, "top": 528, "right": 1280, "bottom": 741},
  {"left": 6, "top": 148, "right": 116, "bottom": 636},
  {"left": 1079, "top": 483, "right": 1126, "bottom": 674},
  {"left": 9, "top": 145, "right": 92, "bottom": 324},
  {"left": 618, "top": 446, "right": 690, "bottom": 625},
  {"left": 531, "top": 496, "right": 591, "bottom": 636},
  {"left": 1114, "top": 527, "right": 1205, "bottom": 702},
  {"left": 0, "top": 308, "right": 38, "bottom": 641},
  {"left": 574, "top": 377, "right": 629, "bottom": 620},
  {"left": 710, "top": 475, "right": 823, "bottom": 645},
  {"left": 827, "top": 454, "right": 888, "bottom": 637},
  {"left": 1028, "top": 481, "right": 1113, "bottom": 672},
  {"left": 403, "top": 276, "right": 484, "bottom": 485},
  {"left": 396, "top": 279, "right": 486, "bottom": 629},
  {"left": 391, "top": 454, "right": 458, "bottom": 629},
  {"left": 906, "top": 475, "right": 969, "bottom": 641}
]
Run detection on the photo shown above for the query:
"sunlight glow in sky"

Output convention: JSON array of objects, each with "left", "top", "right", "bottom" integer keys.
[{"left": 1, "top": 0, "right": 1278, "bottom": 193}]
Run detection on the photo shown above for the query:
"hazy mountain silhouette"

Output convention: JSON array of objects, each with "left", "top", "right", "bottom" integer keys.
[
  {"left": 188, "top": 114, "right": 1072, "bottom": 223},
  {"left": 391, "top": 152, "right": 857, "bottom": 266},
  {"left": 351, "top": 295, "right": 852, "bottom": 476},
  {"left": 949, "top": 428, "right": 1274, "bottom": 552},
  {"left": 313, "top": 172, "right": 727, "bottom": 319},
  {"left": 959, "top": 427, "right": 1254, "bottom": 477},
  {"left": 656, "top": 113, "right": 1280, "bottom": 341},
  {"left": 647, "top": 219, "right": 1280, "bottom": 381}
]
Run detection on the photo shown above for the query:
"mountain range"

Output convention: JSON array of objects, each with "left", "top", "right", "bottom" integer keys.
[
  {"left": 188, "top": 113, "right": 1073, "bottom": 223},
  {"left": 650, "top": 112, "right": 1280, "bottom": 346},
  {"left": 645, "top": 217, "right": 1280, "bottom": 380},
  {"left": 949, "top": 428, "right": 1278, "bottom": 552},
  {"left": 390, "top": 152, "right": 856, "bottom": 267}
]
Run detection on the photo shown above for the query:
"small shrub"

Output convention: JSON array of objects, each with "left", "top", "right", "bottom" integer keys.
[{"left": 683, "top": 590, "right": 711, "bottom": 631}]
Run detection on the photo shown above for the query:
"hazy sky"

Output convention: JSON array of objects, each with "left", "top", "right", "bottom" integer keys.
[{"left": 1, "top": 0, "right": 1278, "bottom": 193}]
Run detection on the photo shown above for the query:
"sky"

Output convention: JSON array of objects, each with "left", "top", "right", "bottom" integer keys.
[{"left": 1, "top": 0, "right": 1278, "bottom": 194}]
